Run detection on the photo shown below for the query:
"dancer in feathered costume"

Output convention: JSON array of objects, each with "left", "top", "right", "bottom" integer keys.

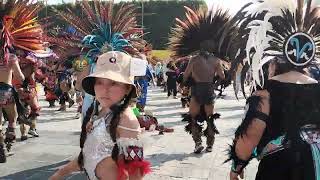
[
  {"left": 50, "top": 0, "right": 143, "bottom": 117},
  {"left": 13, "top": 49, "right": 55, "bottom": 141},
  {"left": 169, "top": 6, "right": 238, "bottom": 153},
  {"left": 50, "top": 1, "right": 151, "bottom": 179},
  {"left": 0, "top": 0, "right": 46, "bottom": 162},
  {"left": 44, "top": 27, "right": 83, "bottom": 112},
  {"left": 226, "top": 1, "right": 320, "bottom": 179},
  {"left": 42, "top": 54, "right": 59, "bottom": 108}
]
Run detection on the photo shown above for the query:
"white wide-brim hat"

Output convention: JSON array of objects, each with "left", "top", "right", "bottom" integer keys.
[{"left": 82, "top": 51, "right": 148, "bottom": 97}]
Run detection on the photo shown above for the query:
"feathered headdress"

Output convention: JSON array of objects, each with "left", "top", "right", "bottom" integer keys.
[
  {"left": 169, "top": 6, "right": 239, "bottom": 60},
  {"left": 0, "top": 0, "right": 45, "bottom": 64},
  {"left": 44, "top": 26, "right": 84, "bottom": 60},
  {"left": 232, "top": 0, "right": 320, "bottom": 90},
  {"left": 53, "top": 0, "right": 143, "bottom": 57}
]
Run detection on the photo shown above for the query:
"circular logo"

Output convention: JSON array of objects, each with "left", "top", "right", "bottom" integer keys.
[
  {"left": 109, "top": 57, "right": 117, "bottom": 64},
  {"left": 284, "top": 32, "right": 316, "bottom": 66}
]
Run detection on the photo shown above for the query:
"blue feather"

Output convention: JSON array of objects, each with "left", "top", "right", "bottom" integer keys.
[{"left": 82, "top": 22, "right": 132, "bottom": 57}]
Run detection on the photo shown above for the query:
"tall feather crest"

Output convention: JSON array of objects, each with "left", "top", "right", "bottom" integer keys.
[{"left": 169, "top": 5, "right": 237, "bottom": 60}]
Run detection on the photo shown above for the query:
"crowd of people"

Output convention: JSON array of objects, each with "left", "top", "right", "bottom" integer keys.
[{"left": 0, "top": 0, "right": 320, "bottom": 180}]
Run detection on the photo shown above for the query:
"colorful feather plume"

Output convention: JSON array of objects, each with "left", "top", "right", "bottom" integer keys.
[
  {"left": 0, "top": 0, "right": 45, "bottom": 64},
  {"left": 53, "top": 0, "right": 142, "bottom": 57}
]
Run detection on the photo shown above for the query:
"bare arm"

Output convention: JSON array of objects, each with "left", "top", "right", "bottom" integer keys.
[
  {"left": 49, "top": 159, "right": 80, "bottom": 180},
  {"left": 118, "top": 108, "right": 141, "bottom": 138},
  {"left": 235, "top": 120, "right": 266, "bottom": 159},
  {"left": 230, "top": 90, "right": 270, "bottom": 180},
  {"left": 118, "top": 109, "right": 143, "bottom": 180},
  {"left": 11, "top": 55, "right": 25, "bottom": 82},
  {"left": 183, "top": 60, "right": 193, "bottom": 82},
  {"left": 215, "top": 60, "right": 225, "bottom": 80}
]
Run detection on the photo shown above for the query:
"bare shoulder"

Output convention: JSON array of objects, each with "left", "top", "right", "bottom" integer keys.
[
  {"left": 252, "top": 90, "right": 270, "bottom": 98},
  {"left": 119, "top": 108, "right": 140, "bottom": 130}
]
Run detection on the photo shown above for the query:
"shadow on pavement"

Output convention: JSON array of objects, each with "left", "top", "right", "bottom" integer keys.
[
  {"left": 0, "top": 160, "right": 86, "bottom": 180},
  {"left": 147, "top": 152, "right": 204, "bottom": 168}
]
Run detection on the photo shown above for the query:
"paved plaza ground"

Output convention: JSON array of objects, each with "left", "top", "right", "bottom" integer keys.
[{"left": 0, "top": 86, "right": 259, "bottom": 180}]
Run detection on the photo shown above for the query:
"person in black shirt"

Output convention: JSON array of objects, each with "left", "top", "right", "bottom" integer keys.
[
  {"left": 166, "top": 61, "right": 178, "bottom": 98},
  {"left": 228, "top": 1, "right": 320, "bottom": 180}
]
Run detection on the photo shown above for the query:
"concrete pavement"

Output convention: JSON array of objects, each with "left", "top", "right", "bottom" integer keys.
[{"left": 0, "top": 86, "right": 258, "bottom": 180}]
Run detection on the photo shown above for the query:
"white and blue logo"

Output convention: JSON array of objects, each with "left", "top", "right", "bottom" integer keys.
[{"left": 284, "top": 32, "right": 316, "bottom": 66}]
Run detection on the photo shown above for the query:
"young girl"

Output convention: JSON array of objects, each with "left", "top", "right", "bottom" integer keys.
[{"left": 50, "top": 51, "right": 151, "bottom": 180}]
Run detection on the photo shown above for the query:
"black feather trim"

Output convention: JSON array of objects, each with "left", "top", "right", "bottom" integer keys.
[
  {"left": 204, "top": 113, "right": 221, "bottom": 136},
  {"left": 225, "top": 139, "right": 252, "bottom": 174},
  {"left": 184, "top": 122, "right": 203, "bottom": 135},
  {"left": 224, "top": 139, "right": 237, "bottom": 163},
  {"left": 235, "top": 96, "right": 262, "bottom": 138},
  {"left": 181, "top": 113, "right": 191, "bottom": 122}
]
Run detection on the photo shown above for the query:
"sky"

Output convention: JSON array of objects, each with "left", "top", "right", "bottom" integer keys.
[{"left": 46, "top": 0, "right": 251, "bottom": 13}]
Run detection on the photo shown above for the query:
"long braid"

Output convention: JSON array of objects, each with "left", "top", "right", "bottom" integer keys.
[
  {"left": 110, "top": 89, "right": 135, "bottom": 161},
  {"left": 77, "top": 101, "right": 96, "bottom": 168}
]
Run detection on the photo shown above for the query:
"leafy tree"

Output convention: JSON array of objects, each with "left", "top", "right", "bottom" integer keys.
[{"left": 40, "top": 0, "right": 206, "bottom": 49}]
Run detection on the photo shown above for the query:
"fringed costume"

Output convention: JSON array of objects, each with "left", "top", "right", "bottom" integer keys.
[
  {"left": 226, "top": 1, "right": 320, "bottom": 179},
  {"left": 0, "top": 0, "right": 46, "bottom": 160},
  {"left": 169, "top": 5, "right": 238, "bottom": 153}
]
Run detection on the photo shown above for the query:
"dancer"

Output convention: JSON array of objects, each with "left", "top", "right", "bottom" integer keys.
[
  {"left": 50, "top": 51, "right": 150, "bottom": 180},
  {"left": 73, "top": 56, "right": 90, "bottom": 119},
  {"left": 166, "top": 61, "right": 178, "bottom": 99},
  {"left": 227, "top": 1, "right": 320, "bottom": 180},
  {"left": 135, "top": 65, "right": 153, "bottom": 113},
  {"left": 43, "top": 61, "right": 59, "bottom": 108},
  {"left": 52, "top": 0, "right": 144, "bottom": 118},
  {"left": 0, "top": 0, "right": 45, "bottom": 162},
  {"left": 56, "top": 61, "right": 74, "bottom": 111},
  {"left": 155, "top": 62, "right": 164, "bottom": 86},
  {"left": 13, "top": 51, "right": 44, "bottom": 140},
  {"left": 169, "top": 6, "right": 237, "bottom": 153}
]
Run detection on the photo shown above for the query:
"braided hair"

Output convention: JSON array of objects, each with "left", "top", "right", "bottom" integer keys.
[
  {"left": 110, "top": 89, "right": 135, "bottom": 161},
  {"left": 77, "top": 88, "right": 135, "bottom": 168},
  {"left": 78, "top": 101, "right": 98, "bottom": 168}
]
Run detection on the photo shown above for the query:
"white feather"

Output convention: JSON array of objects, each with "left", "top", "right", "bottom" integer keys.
[
  {"left": 244, "top": 0, "right": 296, "bottom": 18},
  {"left": 241, "top": 0, "right": 297, "bottom": 88},
  {"left": 235, "top": 49, "right": 241, "bottom": 59}
]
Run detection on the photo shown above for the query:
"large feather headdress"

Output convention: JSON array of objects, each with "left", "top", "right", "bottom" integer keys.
[
  {"left": 169, "top": 6, "right": 239, "bottom": 60},
  {"left": 233, "top": 0, "right": 320, "bottom": 89},
  {"left": 53, "top": 0, "right": 142, "bottom": 57},
  {"left": 0, "top": 0, "right": 45, "bottom": 64},
  {"left": 44, "top": 26, "right": 84, "bottom": 60}
]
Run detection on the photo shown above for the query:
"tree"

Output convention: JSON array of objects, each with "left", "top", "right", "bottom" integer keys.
[{"left": 40, "top": 0, "right": 206, "bottom": 50}]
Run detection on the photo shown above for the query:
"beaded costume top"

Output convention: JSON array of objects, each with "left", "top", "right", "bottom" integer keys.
[{"left": 83, "top": 113, "right": 114, "bottom": 180}]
